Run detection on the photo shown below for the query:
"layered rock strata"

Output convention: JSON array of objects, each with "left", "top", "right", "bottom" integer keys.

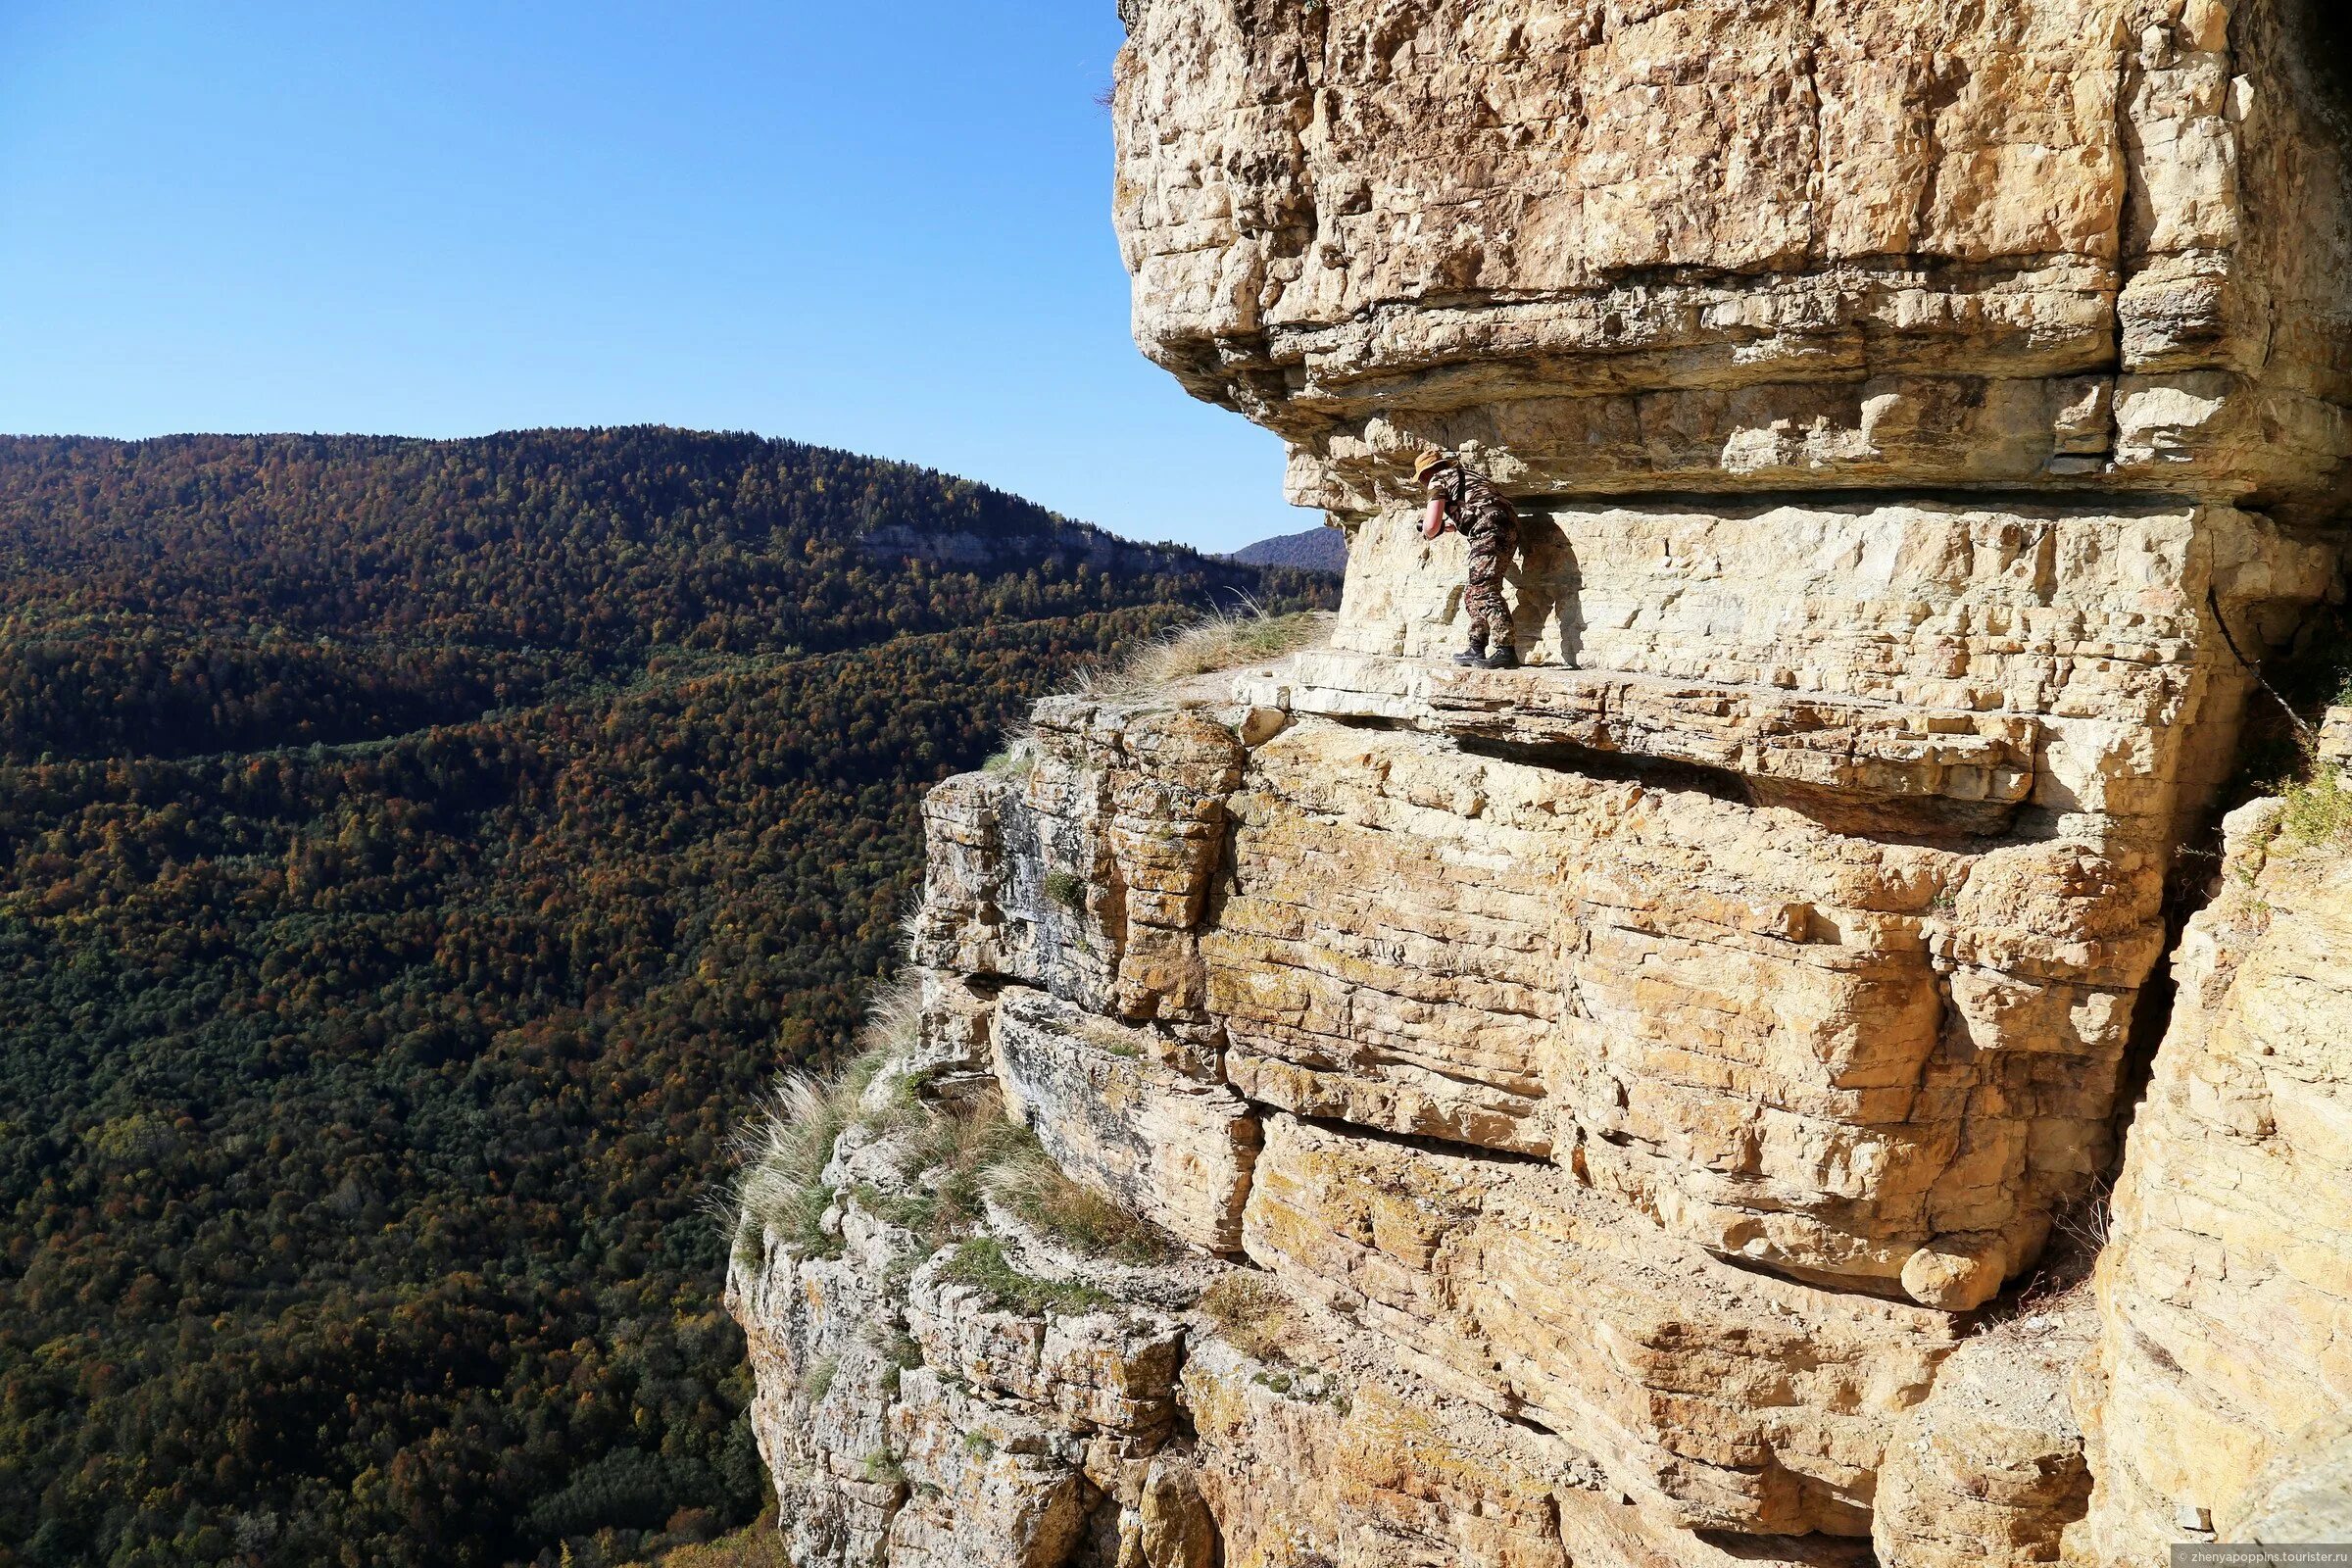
[
  {"left": 730, "top": 1, "right": 2352, "bottom": 1563},
  {"left": 1113, "top": 0, "right": 2352, "bottom": 520},
  {"left": 2070, "top": 805, "right": 2352, "bottom": 1562}
]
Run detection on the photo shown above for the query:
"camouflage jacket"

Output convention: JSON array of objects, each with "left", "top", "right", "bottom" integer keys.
[{"left": 1425, "top": 462, "right": 1516, "bottom": 539}]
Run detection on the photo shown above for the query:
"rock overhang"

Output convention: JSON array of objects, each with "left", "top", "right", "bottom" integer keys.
[{"left": 1112, "top": 0, "right": 2352, "bottom": 520}]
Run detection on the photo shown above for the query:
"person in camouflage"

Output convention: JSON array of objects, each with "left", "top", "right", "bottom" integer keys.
[{"left": 1415, "top": 447, "right": 1520, "bottom": 668}]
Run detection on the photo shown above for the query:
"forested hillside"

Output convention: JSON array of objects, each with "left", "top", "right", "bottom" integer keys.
[
  {"left": 1227, "top": 525, "right": 1345, "bottom": 573},
  {"left": 0, "top": 429, "right": 1330, "bottom": 1568}
]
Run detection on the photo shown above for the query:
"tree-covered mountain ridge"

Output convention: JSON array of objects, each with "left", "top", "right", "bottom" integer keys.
[
  {"left": 0, "top": 427, "right": 1312, "bottom": 762},
  {"left": 0, "top": 426, "right": 1331, "bottom": 1568}
]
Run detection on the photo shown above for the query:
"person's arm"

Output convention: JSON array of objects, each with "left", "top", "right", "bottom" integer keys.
[{"left": 1421, "top": 492, "right": 1449, "bottom": 541}]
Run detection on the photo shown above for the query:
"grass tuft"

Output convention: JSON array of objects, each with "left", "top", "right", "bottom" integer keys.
[
  {"left": 801, "top": 1350, "right": 839, "bottom": 1406},
  {"left": 2280, "top": 761, "right": 2352, "bottom": 847},
  {"left": 1198, "top": 1271, "right": 1297, "bottom": 1363},
  {"left": 984, "top": 1139, "right": 1168, "bottom": 1265},
  {"left": 1042, "top": 869, "right": 1087, "bottom": 911},
  {"left": 891, "top": 1088, "right": 1034, "bottom": 1247},
  {"left": 939, "top": 1236, "right": 1111, "bottom": 1316},
  {"left": 728, "top": 973, "right": 929, "bottom": 1262},
  {"left": 1071, "top": 606, "right": 1331, "bottom": 701},
  {"left": 732, "top": 1071, "right": 855, "bottom": 1260}
]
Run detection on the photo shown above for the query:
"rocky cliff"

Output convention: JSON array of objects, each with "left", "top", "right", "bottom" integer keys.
[{"left": 728, "top": 3, "right": 2352, "bottom": 1563}]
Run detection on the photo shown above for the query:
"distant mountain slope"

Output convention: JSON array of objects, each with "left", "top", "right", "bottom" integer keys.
[
  {"left": 1230, "top": 523, "right": 1346, "bottom": 572},
  {"left": 0, "top": 428, "right": 1327, "bottom": 760},
  {"left": 0, "top": 427, "right": 1334, "bottom": 1567}
]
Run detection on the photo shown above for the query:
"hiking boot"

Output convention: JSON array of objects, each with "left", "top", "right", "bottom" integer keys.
[
  {"left": 1485, "top": 644, "right": 1520, "bottom": 670},
  {"left": 1452, "top": 648, "right": 1489, "bottom": 667}
]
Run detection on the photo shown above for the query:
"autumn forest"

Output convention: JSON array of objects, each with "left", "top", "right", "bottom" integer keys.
[{"left": 0, "top": 428, "right": 1333, "bottom": 1568}]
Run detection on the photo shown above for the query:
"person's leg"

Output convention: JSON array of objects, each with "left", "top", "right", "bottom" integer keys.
[
  {"left": 1462, "top": 572, "right": 1492, "bottom": 658},
  {"left": 1454, "top": 543, "right": 1493, "bottom": 663},
  {"left": 1465, "top": 535, "right": 1516, "bottom": 666}
]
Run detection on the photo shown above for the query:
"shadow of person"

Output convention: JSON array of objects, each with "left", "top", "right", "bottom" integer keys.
[{"left": 1504, "top": 509, "right": 1580, "bottom": 668}]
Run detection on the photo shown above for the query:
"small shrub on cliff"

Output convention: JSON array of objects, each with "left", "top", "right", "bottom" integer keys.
[
  {"left": 1198, "top": 1271, "right": 1297, "bottom": 1363},
  {"left": 2281, "top": 762, "right": 2352, "bottom": 847},
  {"left": 1043, "top": 869, "right": 1087, "bottom": 910},
  {"left": 985, "top": 1139, "right": 1169, "bottom": 1265}
]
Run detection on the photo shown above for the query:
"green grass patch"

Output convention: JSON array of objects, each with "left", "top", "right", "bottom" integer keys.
[
  {"left": 940, "top": 1237, "right": 1111, "bottom": 1316},
  {"left": 2282, "top": 763, "right": 2352, "bottom": 847},
  {"left": 1043, "top": 869, "right": 1087, "bottom": 911}
]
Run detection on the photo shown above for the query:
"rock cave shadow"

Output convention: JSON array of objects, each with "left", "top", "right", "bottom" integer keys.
[{"left": 1447, "top": 734, "right": 2054, "bottom": 855}]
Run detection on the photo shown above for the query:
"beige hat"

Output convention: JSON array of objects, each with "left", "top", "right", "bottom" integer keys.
[{"left": 1410, "top": 447, "right": 1448, "bottom": 481}]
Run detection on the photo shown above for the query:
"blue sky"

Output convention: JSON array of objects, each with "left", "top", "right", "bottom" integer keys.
[{"left": 0, "top": 2, "right": 1308, "bottom": 554}]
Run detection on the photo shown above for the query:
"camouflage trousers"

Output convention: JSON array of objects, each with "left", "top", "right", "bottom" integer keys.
[{"left": 1462, "top": 515, "right": 1517, "bottom": 652}]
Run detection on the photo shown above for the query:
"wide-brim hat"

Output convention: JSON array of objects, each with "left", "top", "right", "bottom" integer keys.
[{"left": 1410, "top": 447, "right": 1448, "bottom": 481}]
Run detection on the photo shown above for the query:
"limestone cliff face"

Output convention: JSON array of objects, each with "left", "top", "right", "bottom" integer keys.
[
  {"left": 729, "top": 4, "right": 2352, "bottom": 1564},
  {"left": 2069, "top": 807, "right": 2352, "bottom": 1562},
  {"left": 1112, "top": 0, "right": 2351, "bottom": 519}
]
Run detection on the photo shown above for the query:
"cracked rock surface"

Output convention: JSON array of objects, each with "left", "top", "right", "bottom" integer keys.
[{"left": 729, "top": 2, "right": 2352, "bottom": 1563}]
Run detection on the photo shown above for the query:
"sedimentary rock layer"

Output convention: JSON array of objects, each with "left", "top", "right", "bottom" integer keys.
[
  {"left": 732, "top": 1, "right": 2352, "bottom": 1563},
  {"left": 993, "top": 988, "right": 1259, "bottom": 1253},
  {"left": 1114, "top": 0, "right": 2352, "bottom": 518},
  {"left": 1242, "top": 1111, "right": 1958, "bottom": 1535},
  {"left": 1213, "top": 713, "right": 2162, "bottom": 1306},
  {"left": 2072, "top": 818, "right": 2352, "bottom": 1562}
]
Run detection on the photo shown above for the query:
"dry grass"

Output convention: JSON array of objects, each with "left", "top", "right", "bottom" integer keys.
[
  {"left": 1198, "top": 1271, "right": 1297, "bottom": 1362},
  {"left": 617, "top": 1516, "right": 789, "bottom": 1568},
  {"left": 727, "top": 974, "right": 926, "bottom": 1262},
  {"left": 984, "top": 1139, "right": 1169, "bottom": 1265},
  {"left": 1072, "top": 606, "right": 1331, "bottom": 702},
  {"left": 1971, "top": 1181, "right": 2111, "bottom": 1339},
  {"left": 848, "top": 1083, "right": 1033, "bottom": 1246}
]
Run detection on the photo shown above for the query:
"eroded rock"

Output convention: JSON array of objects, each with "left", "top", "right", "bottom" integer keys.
[
  {"left": 2071, "top": 839, "right": 2352, "bottom": 1564},
  {"left": 731, "top": 1, "right": 2352, "bottom": 1563}
]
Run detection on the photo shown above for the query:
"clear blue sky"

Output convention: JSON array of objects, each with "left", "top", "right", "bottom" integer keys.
[{"left": 0, "top": 2, "right": 1309, "bottom": 554}]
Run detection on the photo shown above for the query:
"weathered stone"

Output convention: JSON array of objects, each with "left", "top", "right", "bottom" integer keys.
[
  {"left": 1207, "top": 717, "right": 2154, "bottom": 1301},
  {"left": 1873, "top": 1327, "right": 2093, "bottom": 1567},
  {"left": 735, "top": 2, "right": 2352, "bottom": 1564},
  {"left": 1184, "top": 1279, "right": 1878, "bottom": 1568},
  {"left": 2071, "top": 841, "right": 2352, "bottom": 1564},
  {"left": 1282, "top": 499, "right": 2332, "bottom": 838},
  {"left": 886, "top": 1369, "right": 1093, "bottom": 1568},
  {"left": 2225, "top": 1426, "right": 2352, "bottom": 1546},
  {"left": 912, "top": 698, "right": 1245, "bottom": 1024},
  {"left": 993, "top": 987, "right": 1260, "bottom": 1253},
  {"left": 906, "top": 1248, "right": 1185, "bottom": 1441},
  {"left": 908, "top": 966, "right": 997, "bottom": 1080},
  {"left": 1242, "top": 1112, "right": 1958, "bottom": 1536},
  {"left": 1113, "top": 0, "right": 2352, "bottom": 519},
  {"left": 2319, "top": 706, "right": 2352, "bottom": 768},
  {"left": 727, "top": 1199, "right": 930, "bottom": 1568}
]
